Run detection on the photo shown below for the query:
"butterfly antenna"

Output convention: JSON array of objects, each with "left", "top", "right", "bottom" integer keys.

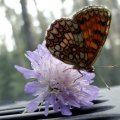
[
  {"left": 96, "top": 71, "right": 110, "bottom": 90},
  {"left": 94, "top": 65, "right": 119, "bottom": 68},
  {"left": 95, "top": 65, "right": 119, "bottom": 90},
  {"left": 100, "top": 75, "right": 110, "bottom": 90}
]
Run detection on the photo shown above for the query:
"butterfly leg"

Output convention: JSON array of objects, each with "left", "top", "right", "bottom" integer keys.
[
  {"left": 63, "top": 67, "right": 83, "bottom": 82},
  {"left": 73, "top": 70, "right": 83, "bottom": 82},
  {"left": 63, "top": 67, "right": 73, "bottom": 72},
  {"left": 78, "top": 70, "right": 83, "bottom": 77}
]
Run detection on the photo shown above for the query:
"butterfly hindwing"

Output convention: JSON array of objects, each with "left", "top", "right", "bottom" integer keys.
[{"left": 46, "top": 18, "right": 84, "bottom": 65}]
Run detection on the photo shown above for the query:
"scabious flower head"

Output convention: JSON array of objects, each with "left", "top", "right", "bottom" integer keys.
[{"left": 15, "top": 42, "right": 99, "bottom": 116}]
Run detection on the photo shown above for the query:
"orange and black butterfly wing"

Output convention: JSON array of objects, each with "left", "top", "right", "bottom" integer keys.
[
  {"left": 46, "top": 6, "right": 111, "bottom": 71},
  {"left": 46, "top": 18, "right": 83, "bottom": 66},
  {"left": 73, "top": 6, "right": 111, "bottom": 69}
]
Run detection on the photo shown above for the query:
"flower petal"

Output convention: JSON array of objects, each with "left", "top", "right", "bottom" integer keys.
[
  {"left": 59, "top": 102, "right": 72, "bottom": 116},
  {"left": 26, "top": 51, "right": 40, "bottom": 63},
  {"left": 80, "top": 70, "right": 95, "bottom": 80},
  {"left": 80, "top": 100, "right": 93, "bottom": 107},
  {"left": 15, "top": 65, "right": 36, "bottom": 79},
  {"left": 26, "top": 96, "right": 43, "bottom": 112},
  {"left": 24, "top": 82, "right": 41, "bottom": 96},
  {"left": 44, "top": 101, "right": 49, "bottom": 116},
  {"left": 67, "top": 97, "right": 80, "bottom": 108},
  {"left": 53, "top": 102, "right": 60, "bottom": 112}
]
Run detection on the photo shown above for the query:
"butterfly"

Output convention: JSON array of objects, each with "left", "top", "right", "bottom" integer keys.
[{"left": 45, "top": 5, "right": 111, "bottom": 73}]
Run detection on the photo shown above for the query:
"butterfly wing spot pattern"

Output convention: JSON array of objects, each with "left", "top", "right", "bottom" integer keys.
[{"left": 46, "top": 5, "right": 111, "bottom": 73}]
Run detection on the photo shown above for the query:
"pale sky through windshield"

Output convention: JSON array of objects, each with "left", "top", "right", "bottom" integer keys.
[{"left": 0, "top": 0, "right": 73, "bottom": 52}]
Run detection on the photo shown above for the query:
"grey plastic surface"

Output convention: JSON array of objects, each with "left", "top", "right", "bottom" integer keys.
[{"left": 0, "top": 86, "right": 120, "bottom": 120}]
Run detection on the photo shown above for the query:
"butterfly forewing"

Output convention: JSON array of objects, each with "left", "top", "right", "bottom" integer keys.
[{"left": 46, "top": 6, "right": 111, "bottom": 72}]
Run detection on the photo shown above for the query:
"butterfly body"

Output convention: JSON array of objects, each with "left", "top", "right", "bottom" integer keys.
[{"left": 46, "top": 6, "right": 111, "bottom": 72}]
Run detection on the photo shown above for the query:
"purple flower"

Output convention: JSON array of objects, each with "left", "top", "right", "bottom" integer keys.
[{"left": 15, "top": 43, "right": 99, "bottom": 116}]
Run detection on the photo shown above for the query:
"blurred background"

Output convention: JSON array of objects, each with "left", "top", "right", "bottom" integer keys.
[{"left": 0, "top": 0, "right": 120, "bottom": 106}]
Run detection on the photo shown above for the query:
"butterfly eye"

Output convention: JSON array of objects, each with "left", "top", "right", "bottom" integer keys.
[{"left": 46, "top": 5, "right": 111, "bottom": 72}]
